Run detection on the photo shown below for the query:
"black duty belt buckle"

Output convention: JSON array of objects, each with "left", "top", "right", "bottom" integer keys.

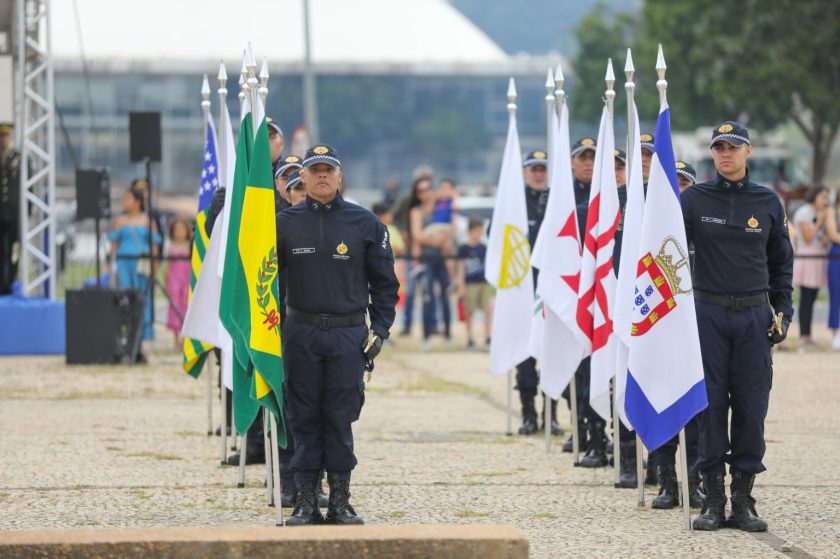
[
  {"left": 729, "top": 296, "right": 744, "bottom": 310},
  {"left": 318, "top": 314, "right": 330, "bottom": 330}
]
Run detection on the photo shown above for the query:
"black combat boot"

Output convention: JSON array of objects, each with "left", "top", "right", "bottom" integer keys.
[
  {"left": 651, "top": 464, "right": 679, "bottom": 509},
  {"left": 692, "top": 472, "right": 726, "bottom": 531},
  {"left": 688, "top": 470, "right": 705, "bottom": 509},
  {"left": 727, "top": 470, "right": 767, "bottom": 532},
  {"left": 616, "top": 440, "right": 637, "bottom": 488},
  {"left": 580, "top": 421, "right": 608, "bottom": 468},
  {"left": 325, "top": 472, "right": 364, "bottom": 525},
  {"left": 316, "top": 469, "right": 329, "bottom": 508},
  {"left": 279, "top": 463, "right": 297, "bottom": 508},
  {"left": 539, "top": 398, "right": 564, "bottom": 436},
  {"left": 285, "top": 476, "right": 323, "bottom": 526},
  {"left": 562, "top": 419, "right": 587, "bottom": 453},
  {"left": 518, "top": 391, "right": 538, "bottom": 435}
]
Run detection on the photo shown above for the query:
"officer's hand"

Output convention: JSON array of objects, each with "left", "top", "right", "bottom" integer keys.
[
  {"left": 209, "top": 187, "right": 226, "bottom": 217},
  {"left": 768, "top": 313, "right": 790, "bottom": 345},
  {"left": 362, "top": 331, "right": 383, "bottom": 372}
]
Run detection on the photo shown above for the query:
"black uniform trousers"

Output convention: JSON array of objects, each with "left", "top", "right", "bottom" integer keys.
[
  {"left": 283, "top": 318, "right": 366, "bottom": 483},
  {"left": 649, "top": 415, "right": 699, "bottom": 468},
  {"left": 694, "top": 300, "right": 773, "bottom": 475},
  {"left": 0, "top": 220, "right": 18, "bottom": 295}
]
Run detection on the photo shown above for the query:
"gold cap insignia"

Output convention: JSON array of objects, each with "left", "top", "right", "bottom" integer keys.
[
  {"left": 581, "top": 138, "right": 595, "bottom": 146},
  {"left": 614, "top": 149, "right": 621, "bottom": 157},
  {"left": 640, "top": 134, "right": 653, "bottom": 142},
  {"left": 533, "top": 151, "right": 546, "bottom": 159},
  {"left": 285, "top": 155, "right": 300, "bottom": 163},
  {"left": 313, "top": 146, "right": 329, "bottom": 155},
  {"left": 676, "top": 161, "right": 686, "bottom": 169},
  {"left": 747, "top": 215, "right": 759, "bottom": 228},
  {"left": 336, "top": 241, "right": 348, "bottom": 255},
  {"left": 718, "top": 124, "right": 734, "bottom": 133}
]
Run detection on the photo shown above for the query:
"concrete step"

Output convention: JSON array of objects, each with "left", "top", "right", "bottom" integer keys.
[{"left": 0, "top": 524, "right": 528, "bottom": 559}]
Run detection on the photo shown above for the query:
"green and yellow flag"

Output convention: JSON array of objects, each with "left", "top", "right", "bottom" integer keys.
[{"left": 182, "top": 118, "right": 219, "bottom": 377}]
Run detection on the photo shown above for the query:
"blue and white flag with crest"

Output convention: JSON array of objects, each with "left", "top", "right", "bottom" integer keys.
[{"left": 624, "top": 102, "right": 708, "bottom": 451}]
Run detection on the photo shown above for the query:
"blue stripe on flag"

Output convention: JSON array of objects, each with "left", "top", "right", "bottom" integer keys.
[
  {"left": 653, "top": 108, "right": 679, "bottom": 199},
  {"left": 625, "top": 370, "right": 708, "bottom": 451}
]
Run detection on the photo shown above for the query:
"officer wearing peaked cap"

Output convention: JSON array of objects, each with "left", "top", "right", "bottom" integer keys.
[
  {"left": 274, "top": 154, "right": 303, "bottom": 211},
  {"left": 675, "top": 160, "right": 697, "bottom": 193},
  {"left": 639, "top": 133, "right": 655, "bottom": 185},
  {"left": 682, "top": 121, "right": 793, "bottom": 532},
  {"left": 0, "top": 123, "right": 20, "bottom": 295},
  {"left": 515, "top": 149, "right": 563, "bottom": 437},
  {"left": 277, "top": 144, "right": 399, "bottom": 526}
]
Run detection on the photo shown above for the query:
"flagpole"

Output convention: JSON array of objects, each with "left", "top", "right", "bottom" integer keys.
[
  {"left": 264, "top": 411, "right": 274, "bottom": 506},
  {"left": 624, "top": 48, "right": 646, "bottom": 507},
  {"left": 238, "top": 433, "right": 247, "bottom": 488},
  {"left": 543, "top": 68, "right": 556, "bottom": 453},
  {"left": 217, "top": 61, "right": 230, "bottom": 465},
  {"left": 653, "top": 42, "right": 690, "bottom": 530},
  {"left": 553, "top": 65, "right": 580, "bottom": 466},
  {"left": 505, "top": 370, "right": 513, "bottom": 436},
  {"left": 603, "top": 58, "right": 622, "bottom": 486},
  {"left": 200, "top": 74, "right": 215, "bottom": 438},
  {"left": 269, "top": 413, "right": 285, "bottom": 526}
]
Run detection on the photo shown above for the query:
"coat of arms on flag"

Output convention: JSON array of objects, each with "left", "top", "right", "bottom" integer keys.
[{"left": 631, "top": 236, "right": 691, "bottom": 336}]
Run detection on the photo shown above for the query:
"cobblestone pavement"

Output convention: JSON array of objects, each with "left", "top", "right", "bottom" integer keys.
[{"left": 1, "top": 324, "right": 838, "bottom": 558}]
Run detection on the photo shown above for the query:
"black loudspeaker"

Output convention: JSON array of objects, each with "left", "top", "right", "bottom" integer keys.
[
  {"left": 75, "top": 168, "right": 111, "bottom": 220},
  {"left": 129, "top": 111, "right": 162, "bottom": 162},
  {"left": 65, "top": 288, "right": 143, "bottom": 364}
]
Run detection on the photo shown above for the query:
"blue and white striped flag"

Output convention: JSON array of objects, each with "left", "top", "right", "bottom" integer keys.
[{"left": 624, "top": 102, "right": 708, "bottom": 451}]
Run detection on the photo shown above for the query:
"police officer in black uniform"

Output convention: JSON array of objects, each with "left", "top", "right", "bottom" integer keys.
[
  {"left": 267, "top": 117, "right": 286, "bottom": 174},
  {"left": 0, "top": 123, "right": 20, "bottom": 295},
  {"left": 515, "top": 149, "right": 561, "bottom": 436},
  {"left": 648, "top": 160, "right": 704, "bottom": 509},
  {"left": 683, "top": 122, "right": 793, "bottom": 532},
  {"left": 274, "top": 154, "right": 302, "bottom": 212},
  {"left": 277, "top": 144, "right": 398, "bottom": 525}
]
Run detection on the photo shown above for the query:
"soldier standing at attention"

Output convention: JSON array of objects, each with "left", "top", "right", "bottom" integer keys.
[{"left": 682, "top": 122, "right": 793, "bottom": 532}]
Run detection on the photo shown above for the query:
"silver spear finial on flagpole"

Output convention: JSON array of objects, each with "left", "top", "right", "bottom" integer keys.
[
  {"left": 506, "top": 77, "right": 517, "bottom": 116},
  {"left": 201, "top": 74, "right": 211, "bottom": 120},
  {"left": 217, "top": 61, "right": 228, "bottom": 188},
  {"left": 554, "top": 62, "right": 565, "bottom": 110},
  {"left": 625, "top": 49, "right": 636, "bottom": 186},
  {"left": 246, "top": 43, "right": 259, "bottom": 130},
  {"left": 656, "top": 43, "right": 668, "bottom": 106},
  {"left": 605, "top": 58, "right": 616, "bottom": 118},
  {"left": 259, "top": 57, "right": 269, "bottom": 107},
  {"left": 238, "top": 55, "right": 247, "bottom": 117}
]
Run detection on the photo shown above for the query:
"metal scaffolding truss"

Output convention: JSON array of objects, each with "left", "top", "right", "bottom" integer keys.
[{"left": 16, "top": 0, "right": 55, "bottom": 298}]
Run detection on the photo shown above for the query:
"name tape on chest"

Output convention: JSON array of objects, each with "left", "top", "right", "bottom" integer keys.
[
  {"left": 701, "top": 216, "right": 726, "bottom": 225},
  {"left": 292, "top": 247, "right": 315, "bottom": 255}
]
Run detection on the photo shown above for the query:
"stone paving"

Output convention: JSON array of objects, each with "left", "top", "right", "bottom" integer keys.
[{"left": 0, "top": 323, "right": 838, "bottom": 558}]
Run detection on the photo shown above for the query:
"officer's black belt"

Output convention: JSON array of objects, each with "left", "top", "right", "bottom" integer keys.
[
  {"left": 694, "top": 290, "right": 767, "bottom": 310},
  {"left": 287, "top": 307, "right": 366, "bottom": 329}
]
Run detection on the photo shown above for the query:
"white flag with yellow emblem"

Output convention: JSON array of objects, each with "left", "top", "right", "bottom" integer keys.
[{"left": 485, "top": 83, "right": 534, "bottom": 375}]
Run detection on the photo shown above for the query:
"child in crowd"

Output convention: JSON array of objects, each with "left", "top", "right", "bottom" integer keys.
[
  {"left": 431, "top": 178, "right": 459, "bottom": 282},
  {"left": 456, "top": 217, "right": 493, "bottom": 350},
  {"left": 166, "top": 218, "right": 193, "bottom": 350}
]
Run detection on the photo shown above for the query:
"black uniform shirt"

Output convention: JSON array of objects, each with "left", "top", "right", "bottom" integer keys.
[
  {"left": 276, "top": 193, "right": 399, "bottom": 339},
  {"left": 681, "top": 171, "right": 793, "bottom": 318},
  {"left": 525, "top": 185, "right": 548, "bottom": 248},
  {"left": 574, "top": 177, "right": 592, "bottom": 241}
]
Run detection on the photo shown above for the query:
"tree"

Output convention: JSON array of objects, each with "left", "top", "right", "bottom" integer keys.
[
  {"left": 631, "top": 0, "right": 840, "bottom": 183},
  {"left": 570, "top": 5, "right": 638, "bottom": 123}
]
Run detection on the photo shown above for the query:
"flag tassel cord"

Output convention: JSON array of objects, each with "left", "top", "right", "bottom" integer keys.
[
  {"left": 270, "top": 412, "right": 285, "bottom": 526},
  {"left": 264, "top": 412, "right": 274, "bottom": 506}
]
